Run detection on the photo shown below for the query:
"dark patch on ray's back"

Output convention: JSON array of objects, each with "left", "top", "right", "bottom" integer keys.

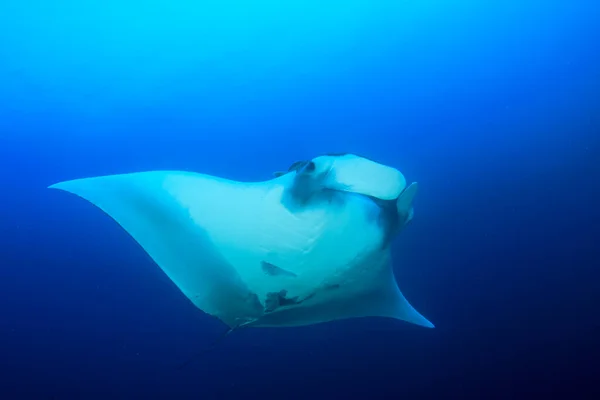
[
  {"left": 261, "top": 261, "right": 298, "bottom": 277},
  {"left": 279, "top": 170, "right": 343, "bottom": 212}
]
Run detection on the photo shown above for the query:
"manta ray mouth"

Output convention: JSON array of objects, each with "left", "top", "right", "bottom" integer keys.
[{"left": 302, "top": 161, "right": 316, "bottom": 173}]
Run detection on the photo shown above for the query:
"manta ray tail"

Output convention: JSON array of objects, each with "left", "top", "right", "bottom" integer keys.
[
  {"left": 176, "top": 327, "right": 236, "bottom": 370},
  {"left": 176, "top": 318, "right": 258, "bottom": 370}
]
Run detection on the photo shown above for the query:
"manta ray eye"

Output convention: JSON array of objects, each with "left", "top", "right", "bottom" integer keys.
[{"left": 304, "top": 161, "right": 316, "bottom": 173}]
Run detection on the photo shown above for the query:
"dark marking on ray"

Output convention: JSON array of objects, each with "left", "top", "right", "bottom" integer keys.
[
  {"left": 272, "top": 160, "right": 309, "bottom": 178},
  {"left": 288, "top": 160, "right": 309, "bottom": 172},
  {"left": 261, "top": 261, "right": 298, "bottom": 277},
  {"left": 264, "top": 290, "right": 301, "bottom": 313}
]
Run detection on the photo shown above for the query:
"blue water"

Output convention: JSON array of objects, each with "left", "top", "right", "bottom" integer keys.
[{"left": 1, "top": 1, "right": 598, "bottom": 398}]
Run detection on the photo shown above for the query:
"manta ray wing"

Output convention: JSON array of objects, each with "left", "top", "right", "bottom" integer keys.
[{"left": 49, "top": 171, "right": 264, "bottom": 327}]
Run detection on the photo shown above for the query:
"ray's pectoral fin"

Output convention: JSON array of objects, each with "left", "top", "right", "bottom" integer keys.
[
  {"left": 366, "top": 263, "right": 435, "bottom": 329},
  {"left": 48, "top": 171, "right": 264, "bottom": 327}
]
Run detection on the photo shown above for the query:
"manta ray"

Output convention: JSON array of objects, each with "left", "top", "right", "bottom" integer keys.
[{"left": 49, "top": 153, "right": 434, "bottom": 331}]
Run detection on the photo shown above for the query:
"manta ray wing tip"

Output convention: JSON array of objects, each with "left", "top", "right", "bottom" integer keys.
[
  {"left": 423, "top": 319, "right": 435, "bottom": 329},
  {"left": 48, "top": 179, "right": 74, "bottom": 191},
  {"left": 410, "top": 312, "right": 435, "bottom": 329}
]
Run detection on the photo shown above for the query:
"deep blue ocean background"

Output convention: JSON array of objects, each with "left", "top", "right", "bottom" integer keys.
[{"left": 1, "top": 1, "right": 599, "bottom": 398}]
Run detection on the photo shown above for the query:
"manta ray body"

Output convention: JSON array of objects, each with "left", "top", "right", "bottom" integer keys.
[{"left": 49, "top": 153, "right": 434, "bottom": 330}]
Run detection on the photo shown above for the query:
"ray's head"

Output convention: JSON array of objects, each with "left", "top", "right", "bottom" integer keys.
[
  {"left": 286, "top": 156, "right": 339, "bottom": 204},
  {"left": 283, "top": 152, "right": 417, "bottom": 235}
]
